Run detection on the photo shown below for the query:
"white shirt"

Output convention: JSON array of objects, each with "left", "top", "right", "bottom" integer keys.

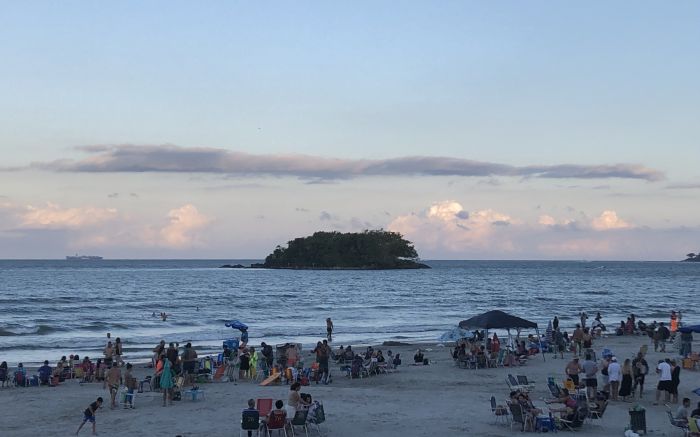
[
  {"left": 657, "top": 361, "right": 672, "bottom": 381},
  {"left": 608, "top": 362, "right": 621, "bottom": 382}
]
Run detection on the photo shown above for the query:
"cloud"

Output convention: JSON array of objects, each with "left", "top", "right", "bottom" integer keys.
[
  {"left": 108, "top": 193, "right": 119, "bottom": 198},
  {"left": 19, "top": 203, "right": 118, "bottom": 229},
  {"left": 590, "top": 210, "right": 632, "bottom": 231},
  {"left": 319, "top": 211, "right": 333, "bottom": 221},
  {"left": 158, "top": 204, "right": 210, "bottom": 248},
  {"left": 666, "top": 183, "right": 700, "bottom": 190},
  {"left": 387, "top": 201, "right": 650, "bottom": 259},
  {"left": 388, "top": 201, "right": 516, "bottom": 253},
  {"left": 21, "top": 144, "right": 665, "bottom": 181}
]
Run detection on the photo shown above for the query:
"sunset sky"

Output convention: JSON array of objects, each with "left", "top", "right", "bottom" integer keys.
[{"left": 1, "top": 1, "right": 699, "bottom": 260}]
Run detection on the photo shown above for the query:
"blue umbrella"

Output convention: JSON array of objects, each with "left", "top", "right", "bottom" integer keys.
[{"left": 225, "top": 320, "right": 248, "bottom": 331}]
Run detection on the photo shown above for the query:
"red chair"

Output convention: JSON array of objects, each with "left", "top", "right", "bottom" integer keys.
[
  {"left": 266, "top": 410, "right": 287, "bottom": 436},
  {"left": 256, "top": 398, "right": 273, "bottom": 417}
]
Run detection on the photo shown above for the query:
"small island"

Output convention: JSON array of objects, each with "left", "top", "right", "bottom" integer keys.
[
  {"left": 260, "top": 230, "right": 430, "bottom": 270},
  {"left": 683, "top": 252, "right": 700, "bottom": 262}
]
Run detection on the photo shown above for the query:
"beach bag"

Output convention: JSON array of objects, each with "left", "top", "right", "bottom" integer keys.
[{"left": 300, "top": 376, "right": 310, "bottom": 386}]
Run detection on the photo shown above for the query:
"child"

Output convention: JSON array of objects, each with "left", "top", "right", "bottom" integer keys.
[{"left": 76, "top": 397, "right": 103, "bottom": 435}]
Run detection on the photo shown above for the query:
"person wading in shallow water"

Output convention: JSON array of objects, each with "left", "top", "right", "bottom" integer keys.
[{"left": 326, "top": 318, "right": 334, "bottom": 342}]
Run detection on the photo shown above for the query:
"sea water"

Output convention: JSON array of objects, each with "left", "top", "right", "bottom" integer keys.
[{"left": 0, "top": 260, "right": 697, "bottom": 365}]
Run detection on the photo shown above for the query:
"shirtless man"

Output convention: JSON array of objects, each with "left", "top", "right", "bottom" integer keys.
[{"left": 104, "top": 363, "right": 122, "bottom": 409}]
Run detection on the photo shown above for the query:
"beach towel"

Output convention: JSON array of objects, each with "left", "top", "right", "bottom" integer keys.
[{"left": 159, "top": 360, "right": 174, "bottom": 389}]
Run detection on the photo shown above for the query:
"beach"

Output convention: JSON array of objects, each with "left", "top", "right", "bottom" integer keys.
[{"left": 2, "top": 334, "right": 699, "bottom": 436}]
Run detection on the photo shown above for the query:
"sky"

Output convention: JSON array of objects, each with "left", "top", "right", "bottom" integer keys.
[{"left": 1, "top": 1, "right": 699, "bottom": 260}]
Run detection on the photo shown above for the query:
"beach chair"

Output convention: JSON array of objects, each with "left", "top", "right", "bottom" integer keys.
[
  {"left": 506, "top": 374, "right": 528, "bottom": 392},
  {"left": 265, "top": 410, "right": 288, "bottom": 437},
  {"left": 587, "top": 400, "right": 607, "bottom": 424},
  {"left": 507, "top": 401, "right": 531, "bottom": 432},
  {"left": 241, "top": 409, "right": 260, "bottom": 437},
  {"left": 496, "top": 349, "right": 506, "bottom": 367},
  {"left": 307, "top": 401, "right": 325, "bottom": 436},
  {"left": 256, "top": 398, "right": 274, "bottom": 418},
  {"left": 119, "top": 386, "right": 136, "bottom": 409},
  {"left": 666, "top": 409, "right": 689, "bottom": 435},
  {"left": 290, "top": 409, "right": 309, "bottom": 437},
  {"left": 548, "top": 381, "right": 562, "bottom": 398},
  {"left": 516, "top": 375, "right": 535, "bottom": 390},
  {"left": 490, "top": 395, "right": 509, "bottom": 425},
  {"left": 688, "top": 418, "right": 700, "bottom": 437}
]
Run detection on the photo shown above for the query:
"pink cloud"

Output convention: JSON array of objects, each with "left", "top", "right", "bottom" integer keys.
[{"left": 19, "top": 203, "right": 118, "bottom": 229}]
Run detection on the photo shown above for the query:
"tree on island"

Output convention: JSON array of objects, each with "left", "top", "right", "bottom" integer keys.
[
  {"left": 684, "top": 252, "right": 700, "bottom": 262},
  {"left": 263, "top": 230, "right": 429, "bottom": 269}
]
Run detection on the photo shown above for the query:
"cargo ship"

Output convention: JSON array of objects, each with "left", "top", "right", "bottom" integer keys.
[{"left": 66, "top": 255, "right": 103, "bottom": 260}]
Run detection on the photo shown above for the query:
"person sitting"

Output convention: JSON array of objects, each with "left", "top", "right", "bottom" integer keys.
[
  {"left": 343, "top": 346, "right": 354, "bottom": 363},
  {"left": 673, "top": 398, "right": 692, "bottom": 426},
  {"left": 376, "top": 350, "right": 386, "bottom": 363},
  {"left": 545, "top": 388, "right": 578, "bottom": 417},
  {"left": 38, "top": 360, "right": 52, "bottom": 385},
  {"left": 241, "top": 398, "right": 260, "bottom": 437},
  {"left": 690, "top": 401, "right": 700, "bottom": 418},
  {"left": 14, "top": 363, "right": 27, "bottom": 386},
  {"left": 265, "top": 400, "right": 288, "bottom": 434},
  {"left": 517, "top": 392, "right": 542, "bottom": 428},
  {"left": 413, "top": 349, "right": 424, "bottom": 364}
]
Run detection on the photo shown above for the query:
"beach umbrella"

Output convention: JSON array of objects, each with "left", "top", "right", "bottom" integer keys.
[
  {"left": 679, "top": 324, "right": 700, "bottom": 333},
  {"left": 545, "top": 321, "right": 553, "bottom": 344},
  {"left": 225, "top": 320, "right": 248, "bottom": 331},
  {"left": 438, "top": 327, "right": 474, "bottom": 342}
]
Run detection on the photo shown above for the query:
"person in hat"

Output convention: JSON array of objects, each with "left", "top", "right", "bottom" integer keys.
[{"left": 608, "top": 356, "right": 621, "bottom": 400}]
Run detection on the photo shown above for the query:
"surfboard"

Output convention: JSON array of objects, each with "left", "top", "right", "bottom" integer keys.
[{"left": 259, "top": 372, "right": 280, "bottom": 386}]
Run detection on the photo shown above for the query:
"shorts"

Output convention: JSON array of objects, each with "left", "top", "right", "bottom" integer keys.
[
  {"left": 183, "top": 362, "right": 195, "bottom": 374},
  {"left": 318, "top": 358, "right": 329, "bottom": 372},
  {"left": 109, "top": 384, "right": 119, "bottom": 394},
  {"left": 585, "top": 378, "right": 598, "bottom": 388},
  {"left": 82, "top": 414, "right": 95, "bottom": 423},
  {"left": 657, "top": 380, "right": 672, "bottom": 392}
]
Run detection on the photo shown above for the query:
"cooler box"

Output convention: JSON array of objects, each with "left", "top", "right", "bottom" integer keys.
[{"left": 223, "top": 339, "right": 239, "bottom": 350}]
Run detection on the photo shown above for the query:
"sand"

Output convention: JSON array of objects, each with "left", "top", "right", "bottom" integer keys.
[{"left": 1, "top": 334, "right": 699, "bottom": 436}]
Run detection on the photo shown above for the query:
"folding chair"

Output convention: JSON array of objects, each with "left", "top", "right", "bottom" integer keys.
[
  {"left": 490, "top": 395, "right": 509, "bottom": 425},
  {"left": 290, "top": 409, "right": 309, "bottom": 437},
  {"left": 507, "top": 402, "right": 531, "bottom": 432},
  {"left": 666, "top": 409, "right": 689, "bottom": 436},
  {"left": 241, "top": 410, "right": 260, "bottom": 437},
  {"left": 266, "top": 411, "right": 288, "bottom": 437},
  {"left": 307, "top": 402, "right": 325, "bottom": 436},
  {"left": 516, "top": 375, "right": 535, "bottom": 390},
  {"left": 257, "top": 399, "right": 274, "bottom": 418}
]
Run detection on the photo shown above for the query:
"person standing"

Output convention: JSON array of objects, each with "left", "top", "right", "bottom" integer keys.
[
  {"left": 580, "top": 311, "right": 588, "bottom": 329},
  {"left": 657, "top": 323, "right": 670, "bottom": 352},
  {"left": 571, "top": 325, "right": 584, "bottom": 357},
  {"left": 608, "top": 357, "right": 621, "bottom": 401},
  {"left": 582, "top": 353, "right": 599, "bottom": 400},
  {"left": 553, "top": 316, "right": 559, "bottom": 331},
  {"left": 326, "top": 318, "right": 334, "bottom": 342},
  {"left": 632, "top": 352, "right": 649, "bottom": 399},
  {"left": 655, "top": 358, "right": 672, "bottom": 405},
  {"left": 565, "top": 357, "right": 582, "bottom": 386},
  {"left": 104, "top": 362, "right": 122, "bottom": 409},
  {"left": 159, "top": 357, "right": 174, "bottom": 406},
  {"left": 619, "top": 358, "right": 634, "bottom": 401},
  {"left": 114, "top": 337, "right": 124, "bottom": 367},
  {"left": 181, "top": 343, "right": 198, "bottom": 384},
  {"left": 123, "top": 363, "right": 137, "bottom": 409},
  {"left": 76, "top": 397, "right": 103, "bottom": 435},
  {"left": 670, "top": 359, "right": 681, "bottom": 404}
]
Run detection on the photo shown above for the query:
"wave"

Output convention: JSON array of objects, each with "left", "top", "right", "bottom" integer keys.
[{"left": 0, "top": 324, "right": 62, "bottom": 336}]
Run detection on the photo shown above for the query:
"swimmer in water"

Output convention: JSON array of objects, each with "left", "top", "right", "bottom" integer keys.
[{"left": 161, "top": 312, "right": 167, "bottom": 322}]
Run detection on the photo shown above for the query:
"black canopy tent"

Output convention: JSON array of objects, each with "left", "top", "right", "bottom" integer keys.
[{"left": 459, "top": 310, "right": 545, "bottom": 361}]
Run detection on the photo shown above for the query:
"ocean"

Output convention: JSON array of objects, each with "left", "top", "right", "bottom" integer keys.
[{"left": 0, "top": 259, "right": 697, "bottom": 366}]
